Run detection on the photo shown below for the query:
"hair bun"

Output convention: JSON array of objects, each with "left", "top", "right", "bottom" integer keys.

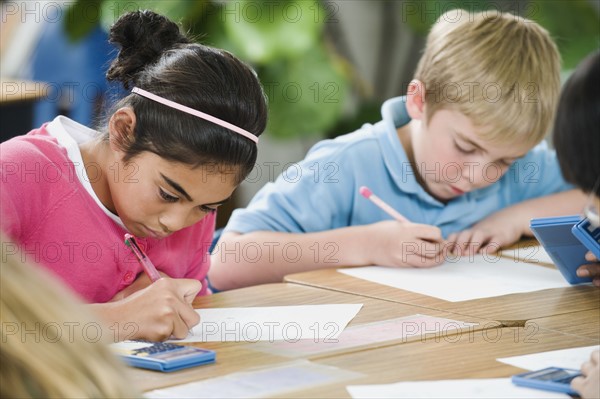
[{"left": 107, "top": 10, "right": 190, "bottom": 88}]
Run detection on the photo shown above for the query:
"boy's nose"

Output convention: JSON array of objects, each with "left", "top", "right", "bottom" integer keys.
[{"left": 460, "top": 164, "right": 476, "bottom": 185}]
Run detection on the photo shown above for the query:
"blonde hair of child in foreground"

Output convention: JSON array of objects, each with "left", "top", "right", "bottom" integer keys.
[{"left": 1, "top": 235, "right": 139, "bottom": 398}]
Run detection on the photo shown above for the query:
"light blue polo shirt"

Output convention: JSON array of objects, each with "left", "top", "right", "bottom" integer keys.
[{"left": 226, "top": 96, "right": 572, "bottom": 238}]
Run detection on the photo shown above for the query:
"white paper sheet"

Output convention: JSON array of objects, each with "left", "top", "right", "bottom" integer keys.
[
  {"left": 339, "top": 255, "right": 570, "bottom": 302},
  {"left": 110, "top": 341, "right": 154, "bottom": 351},
  {"left": 500, "top": 245, "right": 554, "bottom": 265},
  {"left": 109, "top": 340, "right": 156, "bottom": 358},
  {"left": 497, "top": 345, "right": 600, "bottom": 371},
  {"left": 346, "top": 378, "right": 569, "bottom": 398},
  {"left": 171, "top": 304, "right": 362, "bottom": 343},
  {"left": 146, "top": 360, "right": 362, "bottom": 398}
]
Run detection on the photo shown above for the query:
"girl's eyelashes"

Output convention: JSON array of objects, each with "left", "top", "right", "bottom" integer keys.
[
  {"left": 159, "top": 187, "right": 218, "bottom": 213},
  {"left": 159, "top": 188, "right": 179, "bottom": 202}
]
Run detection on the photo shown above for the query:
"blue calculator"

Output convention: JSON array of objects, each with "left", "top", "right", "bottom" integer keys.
[
  {"left": 530, "top": 215, "right": 593, "bottom": 284},
  {"left": 572, "top": 217, "right": 600, "bottom": 259},
  {"left": 111, "top": 341, "right": 216, "bottom": 372},
  {"left": 512, "top": 367, "right": 581, "bottom": 395}
]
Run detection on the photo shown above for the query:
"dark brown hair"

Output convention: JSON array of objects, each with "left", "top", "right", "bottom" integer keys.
[
  {"left": 106, "top": 10, "right": 267, "bottom": 184},
  {"left": 553, "top": 51, "right": 600, "bottom": 195}
]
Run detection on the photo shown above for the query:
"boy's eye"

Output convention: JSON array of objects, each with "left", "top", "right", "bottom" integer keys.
[
  {"left": 159, "top": 188, "right": 179, "bottom": 203},
  {"left": 454, "top": 141, "right": 476, "bottom": 154}
]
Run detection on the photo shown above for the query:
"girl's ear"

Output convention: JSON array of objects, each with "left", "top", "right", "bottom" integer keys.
[
  {"left": 108, "top": 107, "right": 137, "bottom": 153},
  {"left": 405, "top": 79, "right": 426, "bottom": 121}
]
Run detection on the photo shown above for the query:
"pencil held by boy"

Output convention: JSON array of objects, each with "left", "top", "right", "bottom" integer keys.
[
  {"left": 209, "top": 9, "right": 586, "bottom": 291},
  {"left": 0, "top": 10, "right": 267, "bottom": 341}
]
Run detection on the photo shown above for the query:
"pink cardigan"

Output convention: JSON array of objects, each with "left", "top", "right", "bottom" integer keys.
[{"left": 1, "top": 124, "right": 215, "bottom": 302}]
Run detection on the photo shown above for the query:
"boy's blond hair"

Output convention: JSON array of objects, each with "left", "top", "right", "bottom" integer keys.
[{"left": 414, "top": 9, "right": 560, "bottom": 146}]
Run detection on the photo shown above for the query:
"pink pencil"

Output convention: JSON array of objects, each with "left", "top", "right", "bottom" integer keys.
[
  {"left": 359, "top": 186, "right": 410, "bottom": 223},
  {"left": 124, "top": 233, "right": 162, "bottom": 282}
]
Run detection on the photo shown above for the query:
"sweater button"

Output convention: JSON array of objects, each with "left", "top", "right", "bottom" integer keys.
[{"left": 123, "top": 271, "right": 134, "bottom": 283}]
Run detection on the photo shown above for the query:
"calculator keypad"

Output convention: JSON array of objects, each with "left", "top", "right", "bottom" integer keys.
[{"left": 132, "top": 342, "right": 182, "bottom": 355}]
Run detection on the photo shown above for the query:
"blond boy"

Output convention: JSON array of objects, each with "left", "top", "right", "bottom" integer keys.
[{"left": 210, "top": 10, "right": 586, "bottom": 290}]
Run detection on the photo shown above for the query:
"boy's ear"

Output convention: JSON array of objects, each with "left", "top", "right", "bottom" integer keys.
[
  {"left": 108, "top": 107, "right": 137, "bottom": 153},
  {"left": 406, "top": 79, "right": 426, "bottom": 120}
]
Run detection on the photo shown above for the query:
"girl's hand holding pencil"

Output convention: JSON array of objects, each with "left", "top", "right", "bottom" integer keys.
[
  {"left": 98, "top": 278, "right": 201, "bottom": 342},
  {"left": 95, "top": 234, "right": 202, "bottom": 342}
]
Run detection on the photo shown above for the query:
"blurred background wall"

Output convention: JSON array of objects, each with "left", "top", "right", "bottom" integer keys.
[{"left": 1, "top": 0, "right": 599, "bottom": 227}]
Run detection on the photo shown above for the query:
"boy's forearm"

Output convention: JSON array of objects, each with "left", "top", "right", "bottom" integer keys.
[
  {"left": 508, "top": 189, "right": 587, "bottom": 237},
  {"left": 209, "top": 227, "right": 374, "bottom": 290}
]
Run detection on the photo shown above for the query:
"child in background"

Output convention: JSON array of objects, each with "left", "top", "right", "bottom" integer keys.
[
  {"left": 552, "top": 51, "right": 600, "bottom": 288},
  {"left": 210, "top": 9, "right": 586, "bottom": 291},
  {"left": 1, "top": 234, "right": 139, "bottom": 398},
  {"left": 550, "top": 50, "right": 599, "bottom": 398},
  {"left": 0, "top": 10, "right": 267, "bottom": 341}
]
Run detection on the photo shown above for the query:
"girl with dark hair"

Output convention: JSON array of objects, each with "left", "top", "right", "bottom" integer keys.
[{"left": 0, "top": 10, "right": 267, "bottom": 341}]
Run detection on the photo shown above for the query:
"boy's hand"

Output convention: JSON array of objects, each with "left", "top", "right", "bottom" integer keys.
[
  {"left": 365, "top": 221, "right": 445, "bottom": 268},
  {"left": 447, "top": 209, "right": 524, "bottom": 256},
  {"left": 576, "top": 251, "right": 600, "bottom": 287},
  {"left": 571, "top": 350, "right": 600, "bottom": 399},
  {"left": 95, "top": 277, "right": 201, "bottom": 342}
]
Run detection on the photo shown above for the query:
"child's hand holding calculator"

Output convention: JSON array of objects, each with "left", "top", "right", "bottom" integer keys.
[{"left": 530, "top": 215, "right": 600, "bottom": 284}]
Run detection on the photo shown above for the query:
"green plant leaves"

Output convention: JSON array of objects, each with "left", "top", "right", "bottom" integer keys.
[
  {"left": 63, "top": 0, "right": 350, "bottom": 139},
  {"left": 63, "top": 0, "right": 105, "bottom": 42},
  {"left": 260, "top": 46, "right": 349, "bottom": 139},
  {"left": 223, "top": 0, "right": 323, "bottom": 64},
  {"left": 530, "top": 0, "right": 600, "bottom": 70}
]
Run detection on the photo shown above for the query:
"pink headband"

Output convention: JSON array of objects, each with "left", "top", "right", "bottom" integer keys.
[{"left": 131, "top": 87, "right": 258, "bottom": 144}]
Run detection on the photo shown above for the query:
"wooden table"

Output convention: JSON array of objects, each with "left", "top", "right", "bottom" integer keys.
[
  {"left": 131, "top": 283, "right": 495, "bottom": 392},
  {"left": 284, "top": 239, "right": 599, "bottom": 322},
  {"left": 132, "top": 238, "right": 599, "bottom": 396},
  {"left": 0, "top": 78, "right": 47, "bottom": 140},
  {"left": 0, "top": 78, "right": 47, "bottom": 104},
  {"left": 526, "top": 308, "right": 600, "bottom": 341},
  {"left": 281, "top": 328, "right": 598, "bottom": 398},
  {"left": 284, "top": 268, "right": 599, "bottom": 321}
]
